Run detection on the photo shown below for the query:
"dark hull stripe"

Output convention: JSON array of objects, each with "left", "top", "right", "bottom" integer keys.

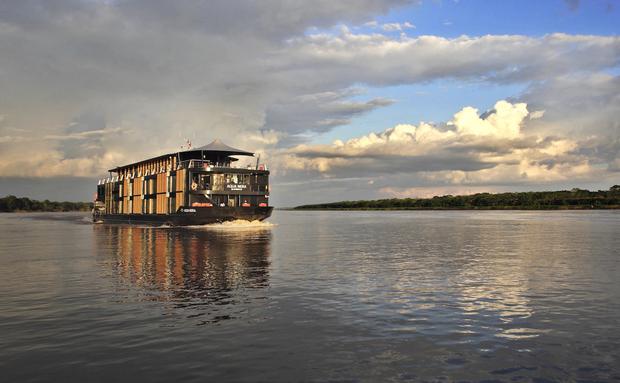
[{"left": 96, "top": 206, "right": 273, "bottom": 226}]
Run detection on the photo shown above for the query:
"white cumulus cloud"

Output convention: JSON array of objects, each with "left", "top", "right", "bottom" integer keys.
[{"left": 280, "top": 100, "right": 606, "bottom": 187}]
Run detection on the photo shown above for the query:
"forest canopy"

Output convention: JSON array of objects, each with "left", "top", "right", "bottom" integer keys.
[
  {"left": 295, "top": 186, "right": 620, "bottom": 210},
  {"left": 0, "top": 196, "right": 93, "bottom": 212}
]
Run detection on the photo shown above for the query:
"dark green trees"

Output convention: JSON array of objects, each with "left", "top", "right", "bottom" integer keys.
[
  {"left": 294, "top": 186, "right": 620, "bottom": 210},
  {"left": 0, "top": 196, "right": 92, "bottom": 212}
]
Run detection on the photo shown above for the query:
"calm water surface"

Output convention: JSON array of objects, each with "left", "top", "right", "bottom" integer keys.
[{"left": 1, "top": 210, "right": 619, "bottom": 382}]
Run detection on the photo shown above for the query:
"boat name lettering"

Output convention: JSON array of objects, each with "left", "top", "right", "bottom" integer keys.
[{"left": 225, "top": 183, "right": 247, "bottom": 191}]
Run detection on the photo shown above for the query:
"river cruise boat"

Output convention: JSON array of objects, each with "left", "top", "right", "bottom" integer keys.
[{"left": 93, "top": 139, "right": 272, "bottom": 225}]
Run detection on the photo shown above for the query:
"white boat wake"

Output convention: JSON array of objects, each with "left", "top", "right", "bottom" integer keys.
[{"left": 186, "top": 220, "right": 276, "bottom": 230}]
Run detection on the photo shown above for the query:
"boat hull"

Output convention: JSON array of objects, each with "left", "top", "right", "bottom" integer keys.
[{"left": 95, "top": 206, "right": 273, "bottom": 226}]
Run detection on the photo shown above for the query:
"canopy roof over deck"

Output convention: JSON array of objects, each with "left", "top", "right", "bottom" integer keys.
[
  {"left": 108, "top": 139, "right": 255, "bottom": 173},
  {"left": 194, "top": 139, "right": 254, "bottom": 157}
]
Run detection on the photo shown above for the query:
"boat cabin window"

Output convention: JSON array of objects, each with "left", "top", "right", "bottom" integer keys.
[
  {"left": 256, "top": 174, "right": 268, "bottom": 185},
  {"left": 189, "top": 193, "right": 211, "bottom": 206},
  {"left": 168, "top": 173, "right": 176, "bottom": 193},
  {"left": 200, "top": 175, "right": 210, "bottom": 189},
  {"left": 191, "top": 174, "right": 211, "bottom": 190},
  {"left": 169, "top": 193, "right": 176, "bottom": 212},
  {"left": 225, "top": 174, "right": 250, "bottom": 184},
  {"left": 96, "top": 185, "right": 105, "bottom": 201}
]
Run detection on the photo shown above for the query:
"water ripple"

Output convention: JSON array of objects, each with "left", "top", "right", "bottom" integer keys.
[{"left": 1, "top": 211, "right": 619, "bottom": 382}]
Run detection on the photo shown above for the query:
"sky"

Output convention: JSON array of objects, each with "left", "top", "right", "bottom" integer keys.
[{"left": 0, "top": 0, "right": 619, "bottom": 206}]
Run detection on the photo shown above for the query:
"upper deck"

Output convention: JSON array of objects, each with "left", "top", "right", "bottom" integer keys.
[{"left": 107, "top": 139, "right": 264, "bottom": 175}]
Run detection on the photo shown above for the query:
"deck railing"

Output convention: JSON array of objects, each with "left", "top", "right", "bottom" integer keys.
[{"left": 179, "top": 159, "right": 268, "bottom": 171}]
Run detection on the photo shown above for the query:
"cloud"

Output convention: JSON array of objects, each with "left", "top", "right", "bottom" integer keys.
[
  {"left": 265, "top": 88, "right": 394, "bottom": 138},
  {"left": 378, "top": 185, "right": 503, "bottom": 199},
  {"left": 0, "top": 136, "right": 26, "bottom": 144},
  {"left": 0, "top": 147, "right": 125, "bottom": 178},
  {"left": 450, "top": 100, "right": 528, "bottom": 139},
  {"left": 520, "top": 73, "right": 620, "bottom": 137},
  {"left": 381, "top": 21, "right": 415, "bottom": 31},
  {"left": 363, "top": 20, "right": 415, "bottom": 31},
  {"left": 0, "top": 0, "right": 412, "bottom": 39},
  {"left": 0, "top": 1, "right": 420, "bottom": 176},
  {"left": 283, "top": 31, "right": 620, "bottom": 87},
  {"left": 529, "top": 110, "right": 545, "bottom": 120},
  {"left": 0, "top": 1, "right": 618, "bottom": 205},
  {"left": 279, "top": 100, "right": 613, "bottom": 191}
]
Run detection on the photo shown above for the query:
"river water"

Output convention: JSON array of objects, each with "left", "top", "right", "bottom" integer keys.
[{"left": 1, "top": 210, "right": 619, "bottom": 382}]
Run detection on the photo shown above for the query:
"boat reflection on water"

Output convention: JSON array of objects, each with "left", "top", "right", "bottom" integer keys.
[{"left": 94, "top": 224, "right": 272, "bottom": 324}]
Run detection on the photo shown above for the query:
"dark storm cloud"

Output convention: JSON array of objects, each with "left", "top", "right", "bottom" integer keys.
[
  {"left": 570, "top": 136, "right": 620, "bottom": 170},
  {"left": 520, "top": 74, "right": 620, "bottom": 137},
  {"left": 56, "top": 112, "right": 110, "bottom": 159},
  {"left": 326, "top": 154, "right": 497, "bottom": 175},
  {"left": 0, "top": 0, "right": 414, "bottom": 179},
  {"left": 117, "top": 0, "right": 413, "bottom": 38},
  {"left": 265, "top": 89, "right": 394, "bottom": 135}
]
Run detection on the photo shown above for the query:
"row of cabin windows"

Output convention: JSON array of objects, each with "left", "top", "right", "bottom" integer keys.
[
  {"left": 191, "top": 173, "right": 269, "bottom": 192},
  {"left": 225, "top": 174, "right": 268, "bottom": 185},
  {"left": 104, "top": 173, "right": 178, "bottom": 199},
  {"left": 101, "top": 172, "right": 178, "bottom": 214},
  {"left": 192, "top": 173, "right": 268, "bottom": 185},
  {"left": 107, "top": 194, "right": 178, "bottom": 214}
]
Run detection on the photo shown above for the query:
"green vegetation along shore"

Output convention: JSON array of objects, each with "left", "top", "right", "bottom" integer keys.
[
  {"left": 0, "top": 195, "right": 93, "bottom": 212},
  {"left": 294, "top": 186, "right": 620, "bottom": 210}
]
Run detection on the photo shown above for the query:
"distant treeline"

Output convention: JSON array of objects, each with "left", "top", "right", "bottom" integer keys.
[
  {"left": 295, "top": 186, "right": 620, "bottom": 210},
  {"left": 0, "top": 195, "right": 93, "bottom": 212}
]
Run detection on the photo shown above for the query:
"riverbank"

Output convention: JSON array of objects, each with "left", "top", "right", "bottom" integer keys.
[
  {"left": 291, "top": 206, "right": 620, "bottom": 211},
  {"left": 294, "top": 187, "right": 620, "bottom": 210},
  {"left": 0, "top": 195, "right": 92, "bottom": 212}
]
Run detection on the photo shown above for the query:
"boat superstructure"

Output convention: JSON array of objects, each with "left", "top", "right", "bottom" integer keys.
[{"left": 93, "top": 139, "right": 272, "bottom": 225}]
